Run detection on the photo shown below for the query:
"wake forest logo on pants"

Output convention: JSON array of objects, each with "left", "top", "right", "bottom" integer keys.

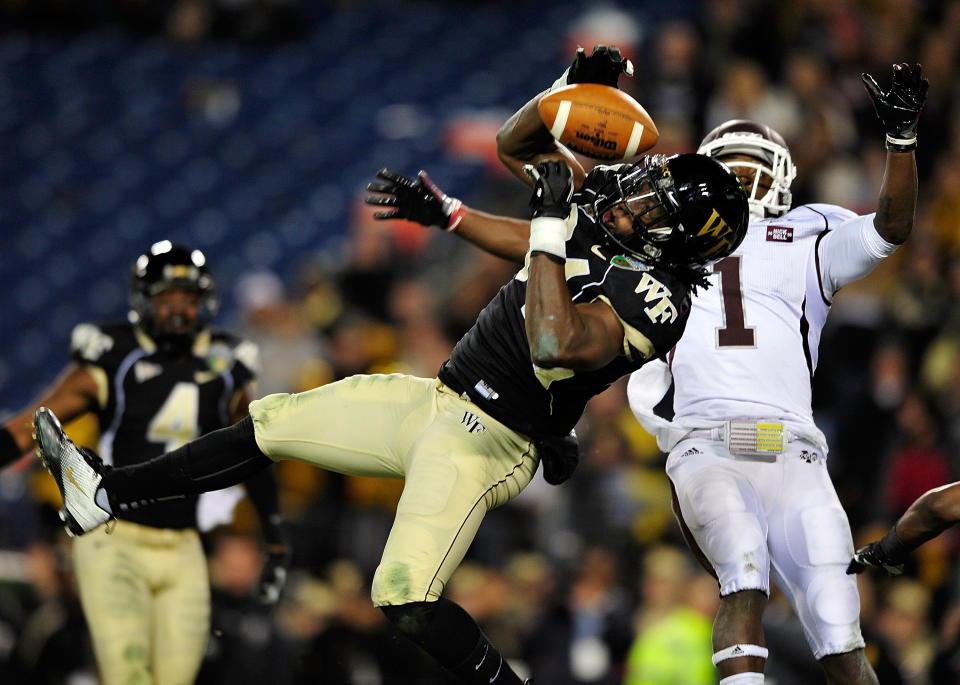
[{"left": 461, "top": 411, "right": 487, "bottom": 434}]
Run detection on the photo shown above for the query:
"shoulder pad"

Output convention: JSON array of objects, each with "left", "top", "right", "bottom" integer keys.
[
  {"left": 601, "top": 266, "right": 691, "bottom": 360},
  {"left": 207, "top": 330, "right": 261, "bottom": 378},
  {"left": 70, "top": 323, "right": 115, "bottom": 363},
  {"left": 798, "top": 203, "right": 859, "bottom": 222}
]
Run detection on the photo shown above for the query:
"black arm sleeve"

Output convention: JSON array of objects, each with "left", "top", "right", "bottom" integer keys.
[
  {"left": 243, "top": 466, "right": 286, "bottom": 547},
  {"left": 0, "top": 426, "right": 23, "bottom": 469}
]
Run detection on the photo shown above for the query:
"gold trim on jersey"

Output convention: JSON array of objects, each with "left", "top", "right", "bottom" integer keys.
[
  {"left": 133, "top": 326, "right": 211, "bottom": 357},
  {"left": 595, "top": 295, "right": 654, "bottom": 362},
  {"left": 83, "top": 364, "right": 110, "bottom": 409},
  {"left": 533, "top": 365, "right": 575, "bottom": 390},
  {"left": 133, "top": 327, "right": 157, "bottom": 353},
  {"left": 192, "top": 329, "right": 211, "bottom": 356}
]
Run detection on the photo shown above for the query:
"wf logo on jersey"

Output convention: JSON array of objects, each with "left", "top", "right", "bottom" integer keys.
[
  {"left": 461, "top": 412, "right": 486, "bottom": 434},
  {"left": 697, "top": 208, "right": 737, "bottom": 258},
  {"left": 635, "top": 273, "right": 678, "bottom": 323}
]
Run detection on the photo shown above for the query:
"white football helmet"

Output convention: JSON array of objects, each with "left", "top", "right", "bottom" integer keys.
[{"left": 697, "top": 120, "right": 796, "bottom": 220}]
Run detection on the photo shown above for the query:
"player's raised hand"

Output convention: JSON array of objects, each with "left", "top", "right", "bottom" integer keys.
[
  {"left": 568, "top": 45, "right": 634, "bottom": 87},
  {"left": 861, "top": 62, "right": 928, "bottom": 151},
  {"left": 846, "top": 540, "right": 906, "bottom": 576},
  {"left": 524, "top": 161, "right": 574, "bottom": 219},
  {"left": 365, "top": 169, "right": 466, "bottom": 231},
  {"left": 524, "top": 161, "right": 574, "bottom": 260}
]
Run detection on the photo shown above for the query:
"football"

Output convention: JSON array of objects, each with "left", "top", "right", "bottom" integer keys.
[{"left": 538, "top": 83, "right": 658, "bottom": 161}]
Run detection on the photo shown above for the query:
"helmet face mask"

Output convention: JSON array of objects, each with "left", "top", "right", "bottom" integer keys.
[
  {"left": 129, "top": 241, "right": 218, "bottom": 352},
  {"left": 697, "top": 120, "right": 796, "bottom": 219},
  {"left": 595, "top": 156, "right": 681, "bottom": 261},
  {"left": 591, "top": 153, "right": 749, "bottom": 270}
]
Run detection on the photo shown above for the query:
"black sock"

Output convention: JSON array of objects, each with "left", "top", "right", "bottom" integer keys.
[
  {"left": 449, "top": 637, "right": 520, "bottom": 684},
  {"left": 0, "top": 426, "right": 21, "bottom": 469},
  {"left": 381, "top": 599, "right": 523, "bottom": 684},
  {"left": 101, "top": 416, "right": 272, "bottom": 511}
]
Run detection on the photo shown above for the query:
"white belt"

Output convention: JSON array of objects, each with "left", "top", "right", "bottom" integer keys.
[{"left": 686, "top": 420, "right": 794, "bottom": 458}]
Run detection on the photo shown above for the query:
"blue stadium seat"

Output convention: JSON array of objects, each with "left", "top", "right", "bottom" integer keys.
[{"left": 0, "top": 0, "right": 596, "bottom": 409}]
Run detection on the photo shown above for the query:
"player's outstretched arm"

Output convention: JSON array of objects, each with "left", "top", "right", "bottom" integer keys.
[
  {"left": 243, "top": 465, "right": 290, "bottom": 605},
  {"left": 229, "top": 383, "right": 290, "bottom": 606},
  {"left": 524, "top": 161, "right": 624, "bottom": 370},
  {"left": 364, "top": 168, "right": 530, "bottom": 263},
  {"left": 847, "top": 482, "right": 960, "bottom": 575},
  {"left": 1, "top": 364, "right": 100, "bottom": 469},
  {"left": 496, "top": 46, "right": 634, "bottom": 187},
  {"left": 862, "top": 62, "right": 929, "bottom": 245}
]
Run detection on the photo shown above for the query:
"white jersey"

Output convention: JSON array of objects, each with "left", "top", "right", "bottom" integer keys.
[
  {"left": 627, "top": 202, "right": 903, "bottom": 660},
  {"left": 668, "top": 203, "right": 896, "bottom": 430}
]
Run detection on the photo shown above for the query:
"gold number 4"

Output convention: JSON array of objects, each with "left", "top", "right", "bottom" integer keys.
[{"left": 147, "top": 382, "right": 200, "bottom": 450}]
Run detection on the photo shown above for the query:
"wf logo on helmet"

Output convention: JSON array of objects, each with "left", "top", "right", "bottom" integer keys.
[{"left": 696, "top": 208, "right": 736, "bottom": 257}]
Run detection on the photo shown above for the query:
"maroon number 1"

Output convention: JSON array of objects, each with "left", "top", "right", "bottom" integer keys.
[{"left": 713, "top": 257, "right": 755, "bottom": 347}]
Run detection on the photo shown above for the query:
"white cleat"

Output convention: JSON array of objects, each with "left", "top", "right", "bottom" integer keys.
[{"left": 34, "top": 407, "right": 112, "bottom": 535}]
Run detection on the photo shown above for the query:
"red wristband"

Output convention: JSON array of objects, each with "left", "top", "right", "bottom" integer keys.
[{"left": 447, "top": 203, "right": 467, "bottom": 232}]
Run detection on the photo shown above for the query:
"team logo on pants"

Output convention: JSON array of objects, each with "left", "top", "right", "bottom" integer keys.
[{"left": 461, "top": 412, "right": 487, "bottom": 434}]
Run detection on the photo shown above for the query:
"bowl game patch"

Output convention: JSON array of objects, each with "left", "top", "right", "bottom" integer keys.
[{"left": 766, "top": 226, "right": 794, "bottom": 242}]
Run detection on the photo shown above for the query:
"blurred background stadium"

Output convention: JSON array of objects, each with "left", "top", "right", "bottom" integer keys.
[{"left": 2, "top": 0, "right": 960, "bottom": 683}]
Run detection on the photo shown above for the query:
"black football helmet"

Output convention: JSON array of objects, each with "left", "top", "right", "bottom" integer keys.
[
  {"left": 128, "top": 241, "right": 218, "bottom": 349},
  {"left": 697, "top": 119, "right": 796, "bottom": 219},
  {"left": 590, "top": 153, "right": 749, "bottom": 269}
]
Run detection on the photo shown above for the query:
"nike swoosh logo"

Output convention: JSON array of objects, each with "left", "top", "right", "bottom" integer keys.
[
  {"left": 475, "top": 643, "right": 488, "bottom": 670},
  {"left": 65, "top": 467, "right": 86, "bottom": 496},
  {"left": 590, "top": 244, "right": 606, "bottom": 260},
  {"left": 489, "top": 655, "right": 502, "bottom": 683}
]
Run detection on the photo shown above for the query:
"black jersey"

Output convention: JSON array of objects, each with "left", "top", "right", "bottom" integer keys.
[
  {"left": 439, "top": 176, "right": 692, "bottom": 438},
  {"left": 70, "top": 322, "right": 258, "bottom": 530}
]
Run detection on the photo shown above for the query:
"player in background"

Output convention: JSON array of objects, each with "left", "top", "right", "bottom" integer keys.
[
  {"left": 627, "top": 63, "right": 927, "bottom": 685},
  {"left": 0, "top": 241, "right": 288, "bottom": 685},
  {"left": 31, "top": 150, "right": 748, "bottom": 685},
  {"left": 847, "top": 481, "right": 960, "bottom": 576}
]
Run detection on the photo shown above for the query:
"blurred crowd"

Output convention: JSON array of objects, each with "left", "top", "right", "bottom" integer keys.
[{"left": 3, "top": 1, "right": 960, "bottom": 683}]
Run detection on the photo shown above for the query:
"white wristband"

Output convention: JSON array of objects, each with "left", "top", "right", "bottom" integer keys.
[
  {"left": 529, "top": 216, "right": 568, "bottom": 259},
  {"left": 443, "top": 197, "right": 466, "bottom": 231},
  {"left": 886, "top": 133, "right": 917, "bottom": 148}
]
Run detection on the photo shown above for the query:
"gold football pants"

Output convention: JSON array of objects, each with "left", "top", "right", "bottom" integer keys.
[
  {"left": 250, "top": 374, "right": 538, "bottom": 606},
  {"left": 72, "top": 520, "right": 210, "bottom": 685}
]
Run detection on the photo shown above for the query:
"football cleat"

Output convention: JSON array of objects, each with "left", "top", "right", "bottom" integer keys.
[{"left": 34, "top": 407, "right": 112, "bottom": 535}]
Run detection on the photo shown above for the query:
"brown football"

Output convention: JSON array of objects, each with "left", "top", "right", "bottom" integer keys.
[{"left": 537, "top": 83, "right": 659, "bottom": 161}]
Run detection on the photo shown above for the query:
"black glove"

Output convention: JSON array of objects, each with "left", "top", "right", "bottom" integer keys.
[
  {"left": 257, "top": 546, "right": 290, "bottom": 605},
  {"left": 524, "top": 161, "right": 574, "bottom": 219},
  {"left": 861, "top": 62, "right": 928, "bottom": 151},
  {"left": 536, "top": 430, "right": 580, "bottom": 485},
  {"left": 365, "top": 169, "right": 465, "bottom": 230},
  {"left": 846, "top": 526, "right": 909, "bottom": 576},
  {"left": 567, "top": 45, "right": 634, "bottom": 88}
]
